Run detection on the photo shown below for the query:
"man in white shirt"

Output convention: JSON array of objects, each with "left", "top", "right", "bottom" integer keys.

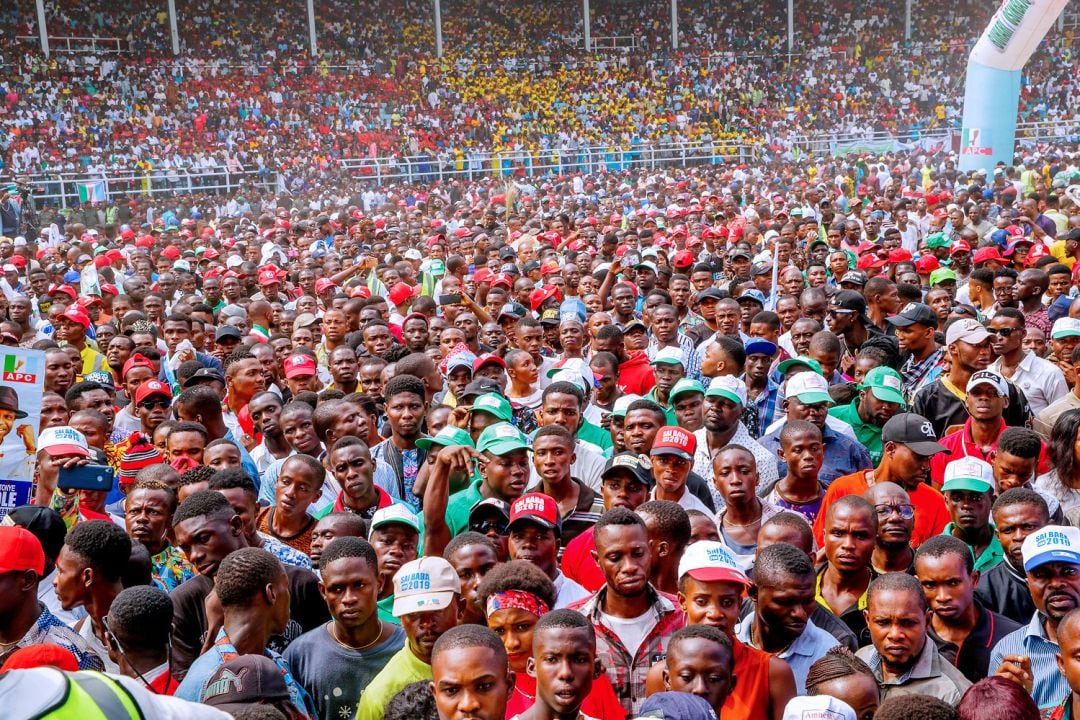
[
  {"left": 988, "top": 308, "right": 1067, "bottom": 415},
  {"left": 649, "top": 426, "right": 712, "bottom": 514}
]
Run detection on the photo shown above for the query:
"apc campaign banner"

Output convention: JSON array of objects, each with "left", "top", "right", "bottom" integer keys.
[{"left": 0, "top": 348, "right": 45, "bottom": 519}]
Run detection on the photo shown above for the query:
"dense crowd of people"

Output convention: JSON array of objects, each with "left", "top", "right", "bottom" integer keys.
[
  {"left": 0, "top": 137, "right": 1079, "bottom": 720},
  {"left": 0, "top": 0, "right": 1075, "bottom": 187}
]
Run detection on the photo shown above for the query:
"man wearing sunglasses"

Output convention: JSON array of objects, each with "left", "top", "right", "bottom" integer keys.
[
  {"left": 825, "top": 291, "right": 884, "bottom": 375},
  {"left": 134, "top": 379, "right": 173, "bottom": 438},
  {"left": 988, "top": 308, "right": 1067, "bottom": 416}
]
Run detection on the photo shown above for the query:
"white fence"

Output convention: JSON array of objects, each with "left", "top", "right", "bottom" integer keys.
[{"left": 16, "top": 35, "right": 128, "bottom": 53}]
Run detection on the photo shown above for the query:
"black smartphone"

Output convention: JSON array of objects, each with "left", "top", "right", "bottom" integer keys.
[
  {"left": 57, "top": 464, "right": 115, "bottom": 493},
  {"left": 439, "top": 293, "right": 462, "bottom": 306}
]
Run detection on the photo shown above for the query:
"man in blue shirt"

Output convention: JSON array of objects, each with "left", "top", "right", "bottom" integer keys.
[{"left": 990, "top": 525, "right": 1080, "bottom": 714}]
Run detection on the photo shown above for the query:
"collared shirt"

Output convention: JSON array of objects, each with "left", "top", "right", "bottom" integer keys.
[
  {"left": 829, "top": 400, "right": 886, "bottom": 466},
  {"left": 647, "top": 333, "right": 702, "bottom": 382},
  {"left": 743, "top": 378, "right": 780, "bottom": 439},
  {"left": 1035, "top": 391, "right": 1080, "bottom": 439},
  {"left": 758, "top": 422, "right": 872, "bottom": 490},
  {"left": 899, "top": 347, "right": 946, "bottom": 404},
  {"left": 989, "top": 613, "right": 1069, "bottom": 712},
  {"left": 815, "top": 565, "right": 872, "bottom": 645},
  {"left": 693, "top": 425, "right": 779, "bottom": 510},
  {"left": 857, "top": 636, "right": 972, "bottom": 703},
  {"left": 941, "top": 523, "right": 1004, "bottom": 572},
  {"left": 0, "top": 605, "right": 104, "bottom": 671},
  {"left": 735, "top": 615, "right": 839, "bottom": 695},
  {"left": 991, "top": 351, "right": 1067, "bottom": 416},
  {"left": 568, "top": 585, "right": 686, "bottom": 716},
  {"left": 928, "top": 602, "right": 1021, "bottom": 683}
]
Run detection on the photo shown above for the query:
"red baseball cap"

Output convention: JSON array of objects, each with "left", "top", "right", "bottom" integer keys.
[
  {"left": 161, "top": 246, "right": 181, "bottom": 260},
  {"left": 650, "top": 426, "right": 697, "bottom": 460},
  {"left": 490, "top": 274, "right": 513, "bottom": 290},
  {"left": 257, "top": 269, "right": 278, "bottom": 286},
  {"left": 672, "top": 250, "right": 695, "bottom": 269},
  {"left": 539, "top": 261, "right": 561, "bottom": 277},
  {"left": 529, "top": 285, "right": 562, "bottom": 312},
  {"left": 507, "top": 493, "right": 561, "bottom": 533},
  {"left": 973, "top": 247, "right": 1002, "bottom": 264},
  {"left": 48, "top": 284, "right": 77, "bottom": 301},
  {"left": 134, "top": 380, "right": 173, "bottom": 405},
  {"left": 0, "top": 526, "right": 45, "bottom": 575},
  {"left": 950, "top": 241, "right": 971, "bottom": 256},
  {"left": 389, "top": 282, "right": 419, "bottom": 306},
  {"left": 473, "top": 268, "right": 495, "bottom": 284},
  {"left": 888, "top": 249, "right": 913, "bottom": 263},
  {"left": 857, "top": 254, "right": 887, "bottom": 270},
  {"left": 915, "top": 256, "right": 941, "bottom": 274},
  {"left": 60, "top": 306, "right": 91, "bottom": 330},
  {"left": 473, "top": 353, "right": 506, "bottom": 373},
  {"left": 0, "top": 644, "right": 79, "bottom": 672},
  {"left": 122, "top": 353, "right": 155, "bottom": 378},
  {"left": 100, "top": 283, "right": 118, "bottom": 296},
  {"left": 284, "top": 354, "right": 317, "bottom": 379},
  {"left": 314, "top": 278, "right": 338, "bottom": 294}
]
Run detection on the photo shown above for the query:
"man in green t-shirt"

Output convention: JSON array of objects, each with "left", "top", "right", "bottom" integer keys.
[
  {"left": 828, "top": 366, "right": 905, "bottom": 466},
  {"left": 444, "top": 422, "right": 531, "bottom": 537},
  {"left": 353, "top": 556, "right": 462, "bottom": 720}
]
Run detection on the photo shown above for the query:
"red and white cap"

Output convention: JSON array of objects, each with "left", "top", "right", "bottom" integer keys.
[
  {"left": 507, "top": 493, "right": 561, "bottom": 532},
  {"left": 38, "top": 426, "right": 91, "bottom": 458},
  {"left": 650, "top": 426, "right": 697, "bottom": 460},
  {"left": 134, "top": 380, "right": 173, "bottom": 405},
  {"left": 284, "top": 354, "right": 317, "bottom": 379},
  {"left": 677, "top": 540, "right": 750, "bottom": 586}
]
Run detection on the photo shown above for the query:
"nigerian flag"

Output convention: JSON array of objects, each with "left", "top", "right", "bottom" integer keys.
[{"left": 77, "top": 180, "right": 107, "bottom": 203}]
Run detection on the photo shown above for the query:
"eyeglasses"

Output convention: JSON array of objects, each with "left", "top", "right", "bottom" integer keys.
[
  {"left": 874, "top": 503, "right": 915, "bottom": 519},
  {"left": 137, "top": 398, "right": 171, "bottom": 410},
  {"left": 470, "top": 519, "right": 509, "bottom": 536},
  {"left": 986, "top": 327, "right": 1018, "bottom": 337}
]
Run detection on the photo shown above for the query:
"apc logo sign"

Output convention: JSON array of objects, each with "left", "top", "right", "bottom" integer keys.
[{"left": 1, "top": 355, "right": 39, "bottom": 384}]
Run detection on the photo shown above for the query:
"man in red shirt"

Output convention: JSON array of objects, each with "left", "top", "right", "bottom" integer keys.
[{"left": 814, "top": 413, "right": 951, "bottom": 549}]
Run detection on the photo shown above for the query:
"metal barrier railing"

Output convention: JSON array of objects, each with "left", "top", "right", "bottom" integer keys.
[{"left": 16, "top": 35, "right": 128, "bottom": 53}]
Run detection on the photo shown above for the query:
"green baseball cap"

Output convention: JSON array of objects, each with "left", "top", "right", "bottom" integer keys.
[
  {"left": 476, "top": 423, "right": 531, "bottom": 455},
  {"left": 416, "top": 425, "right": 475, "bottom": 452},
  {"left": 669, "top": 378, "right": 705, "bottom": 405},
  {"left": 776, "top": 356, "right": 823, "bottom": 376},
  {"left": 926, "top": 233, "right": 951, "bottom": 249},
  {"left": 929, "top": 268, "right": 958, "bottom": 286},
  {"left": 429, "top": 259, "right": 446, "bottom": 277},
  {"left": 860, "top": 366, "right": 906, "bottom": 406},
  {"left": 469, "top": 393, "right": 513, "bottom": 422}
]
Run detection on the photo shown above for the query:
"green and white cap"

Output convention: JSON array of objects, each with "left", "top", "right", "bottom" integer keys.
[
  {"left": 859, "top": 367, "right": 905, "bottom": 405},
  {"left": 669, "top": 378, "right": 706, "bottom": 404},
  {"left": 942, "top": 457, "right": 996, "bottom": 495},
  {"left": 705, "top": 376, "right": 746, "bottom": 406},
  {"left": 416, "top": 425, "right": 475, "bottom": 452},
  {"left": 650, "top": 346, "right": 684, "bottom": 366},
  {"left": 476, "top": 422, "right": 531, "bottom": 455},
  {"left": 612, "top": 394, "right": 642, "bottom": 419},
  {"left": 785, "top": 371, "right": 834, "bottom": 406},
  {"left": 470, "top": 393, "right": 513, "bottom": 422}
]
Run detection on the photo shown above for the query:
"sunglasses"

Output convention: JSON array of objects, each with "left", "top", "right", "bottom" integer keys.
[
  {"left": 470, "top": 519, "right": 509, "bottom": 536},
  {"left": 138, "top": 398, "right": 171, "bottom": 410},
  {"left": 986, "top": 327, "right": 1018, "bottom": 337}
]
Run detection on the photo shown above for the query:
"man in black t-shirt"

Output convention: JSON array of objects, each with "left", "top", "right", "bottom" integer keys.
[{"left": 912, "top": 318, "right": 1032, "bottom": 437}]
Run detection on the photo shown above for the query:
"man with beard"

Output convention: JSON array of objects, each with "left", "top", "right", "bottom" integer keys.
[
  {"left": 814, "top": 413, "right": 951, "bottom": 549},
  {"left": 990, "top": 525, "right": 1080, "bottom": 712},
  {"left": 915, "top": 535, "right": 1020, "bottom": 683},
  {"left": 856, "top": 572, "right": 971, "bottom": 702},
  {"left": 567, "top": 507, "right": 686, "bottom": 715},
  {"left": 864, "top": 482, "right": 916, "bottom": 574},
  {"left": 975, "top": 488, "right": 1051, "bottom": 624},
  {"left": 828, "top": 367, "right": 905, "bottom": 467}
]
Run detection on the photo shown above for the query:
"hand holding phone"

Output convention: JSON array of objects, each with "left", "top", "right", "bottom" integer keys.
[{"left": 57, "top": 463, "right": 115, "bottom": 493}]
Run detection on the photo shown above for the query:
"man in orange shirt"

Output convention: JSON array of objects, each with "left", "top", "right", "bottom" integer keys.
[{"left": 814, "top": 413, "right": 951, "bottom": 549}]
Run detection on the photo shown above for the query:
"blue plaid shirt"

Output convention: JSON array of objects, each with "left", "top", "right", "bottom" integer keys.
[
  {"left": 648, "top": 333, "right": 702, "bottom": 382},
  {"left": 0, "top": 605, "right": 105, "bottom": 671},
  {"left": 742, "top": 378, "right": 780, "bottom": 439}
]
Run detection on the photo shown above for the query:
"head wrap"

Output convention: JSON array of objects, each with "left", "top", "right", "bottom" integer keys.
[{"left": 485, "top": 590, "right": 550, "bottom": 619}]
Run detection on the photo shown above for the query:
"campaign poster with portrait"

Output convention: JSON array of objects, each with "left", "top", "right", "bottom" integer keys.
[{"left": 0, "top": 347, "right": 45, "bottom": 520}]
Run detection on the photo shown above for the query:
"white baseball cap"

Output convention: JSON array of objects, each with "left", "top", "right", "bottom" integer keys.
[
  {"left": 1052, "top": 318, "right": 1080, "bottom": 340},
  {"left": 1022, "top": 526, "right": 1080, "bottom": 573},
  {"left": 782, "top": 696, "right": 856, "bottom": 720},
  {"left": 38, "top": 426, "right": 90, "bottom": 458},
  {"left": 677, "top": 541, "right": 749, "bottom": 586},
  {"left": 946, "top": 318, "right": 990, "bottom": 345},
  {"left": 705, "top": 375, "right": 746, "bottom": 405},
  {"left": 612, "top": 394, "right": 642, "bottom": 419},
  {"left": 650, "top": 346, "right": 685, "bottom": 367},
  {"left": 967, "top": 370, "right": 1008, "bottom": 397},
  {"left": 785, "top": 371, "right": 834, "bottom": 406},
  {"left": 392, "top": 556, "right": 461, "bottom": 617},
  {"left": 942, "top": 457, "right": 996, "bottom": 495}
]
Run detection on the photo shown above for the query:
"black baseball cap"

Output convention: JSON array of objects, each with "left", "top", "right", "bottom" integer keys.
[
  {"left": 887, "top": 302, "right": 939, "bottom": 329},
  {"left": 830, "top": 289, "right": 867, "bottom": 314},
  {"left": 6, "top": 506, "right": 66, "bottom": 561},
  {"left": 183, "top": 367, "right": 226, "bottom": 388},
  {"left": 468, "top": 497, "right": 511, "bottom": 529},
  {"left": 881, "top": 413, "right": 949, "bottom": 456},
  {"left": 696, "top": 288, "right": 724, "bottom": 303},
  {"left": 601, "top": 451, "right": 654, "bottom": 488},
  {"left": 459, "top": 378, "right": 502, "bottom": 401},
  {"left": 215, "top": 326, "right": 242, "bottom": 342},
  {"left": 839, "top": 271, "right": 868, "bottom": 287}
]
